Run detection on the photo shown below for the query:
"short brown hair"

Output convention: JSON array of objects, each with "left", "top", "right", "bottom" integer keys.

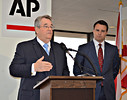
[{"left": 93, "top": 20, "right": 108, "bottom": 32}]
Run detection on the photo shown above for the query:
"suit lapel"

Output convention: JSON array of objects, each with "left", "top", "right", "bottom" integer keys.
[
  {"left": 102, "top": 42, "right": 109, "bottom": 73},
  {"left": 51, "top": 43, "right": 58, "bottom": 75},
  {"left": 32, "top": 38, "right": 43, "bottom": 59},
  {"left": 51, "top": 42, "right": 62, "bottom": 75},
  {"left": 89, "top": 41, "right": 101, "bottom": 74}
]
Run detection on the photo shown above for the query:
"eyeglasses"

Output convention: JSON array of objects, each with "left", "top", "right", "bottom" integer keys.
[{"left": 40, "top": 25, "right": 55, "bottom": 29}]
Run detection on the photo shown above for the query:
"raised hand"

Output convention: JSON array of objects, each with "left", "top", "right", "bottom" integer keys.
[{"left": 34, "top": 56, "right": 53, "bottom": 72}]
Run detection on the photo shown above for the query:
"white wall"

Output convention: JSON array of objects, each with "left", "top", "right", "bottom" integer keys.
[
  {"left": 0, "top": 0, "right": 51, "bottom": 100},
  {"left": 122, "top": 7, "right": 127, "bottom": 20}
]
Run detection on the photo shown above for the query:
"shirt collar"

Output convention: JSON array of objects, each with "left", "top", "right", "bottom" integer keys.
[
  {"left": 93, "top": 38, "right": 104, "bottom": 48},
  {"left": 36, "top": 37, "right": 51, "bottom": 49}
]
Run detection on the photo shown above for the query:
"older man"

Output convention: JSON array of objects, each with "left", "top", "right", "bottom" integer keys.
[{"left": 9, "top": 15, "right": 70, "bottom": 100}]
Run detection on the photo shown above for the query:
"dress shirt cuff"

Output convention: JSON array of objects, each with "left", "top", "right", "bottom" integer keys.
[{"left": 31, "top": 63, "right": 36, "bottom": 76}]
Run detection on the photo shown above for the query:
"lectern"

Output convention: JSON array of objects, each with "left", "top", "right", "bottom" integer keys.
[{"left": 34, "top": 76, "right": 103, "bottom": 100}]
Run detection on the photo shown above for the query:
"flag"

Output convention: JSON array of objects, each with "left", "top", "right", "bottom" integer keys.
[
  {"left": 115, "top": 0, "right": 127, "bottom": 100},
  {"left": 115, "top": 1, "right": 122, "bottom": 100},
  {"left": 121, "top": 19, "right": 127, "bottom": 98}
]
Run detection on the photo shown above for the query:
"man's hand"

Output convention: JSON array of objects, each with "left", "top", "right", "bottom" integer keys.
[{"left": 34, "top": 56, "right": 53, "bottom": 72}]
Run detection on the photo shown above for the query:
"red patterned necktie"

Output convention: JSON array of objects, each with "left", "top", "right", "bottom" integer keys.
[{"left": 98, "top": 44, "right": 103, "bottom": 72}]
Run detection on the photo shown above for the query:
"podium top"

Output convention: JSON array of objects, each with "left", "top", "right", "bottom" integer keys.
[{"left": 33, "top": 76, "right": 103, "bottom": 89}]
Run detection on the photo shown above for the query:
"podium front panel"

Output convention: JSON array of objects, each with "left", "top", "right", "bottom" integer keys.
[
  {"left": 52, "top": 88, "right": 94, "bottom": 100},
  {"left": 40, "top": 79, "right": 96, "bottom": 100}
]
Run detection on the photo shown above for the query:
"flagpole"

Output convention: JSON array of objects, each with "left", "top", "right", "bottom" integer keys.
[{"left": 119, "top": 1, "right": 122, "bottom": 56}]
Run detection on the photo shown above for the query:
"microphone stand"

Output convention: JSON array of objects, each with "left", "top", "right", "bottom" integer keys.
[
  {"left": 66, "top": 51, "right": 84, "bottom": 74},
  {"left": 66, "top": 49, "right": 97, "bottom": 76},
  {"left": 60, "top": 42, "right": 98, "bottom": 76},
  {"left": 68, "top": 48, "right": 98, "bottom": 76}
]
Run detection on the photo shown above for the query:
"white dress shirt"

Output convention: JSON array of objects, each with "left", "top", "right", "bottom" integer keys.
[
  {"left": 37, "top": 37, "right": 51, "bottom": 53},
  {"left": 93, "top": 38, "right": 105, "bottom": 58}
]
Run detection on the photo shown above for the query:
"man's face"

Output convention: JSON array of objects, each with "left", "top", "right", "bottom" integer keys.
[
  {"left": 35, "top": 18, "right": 53, "bottom": 43},
  {"left": 93, "top": 24, "right": 108, "bottom": 43}
]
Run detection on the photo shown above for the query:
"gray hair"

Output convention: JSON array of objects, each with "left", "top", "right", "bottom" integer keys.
[{"left": 34, "top": 15, "right": 52, "bottom": 28}]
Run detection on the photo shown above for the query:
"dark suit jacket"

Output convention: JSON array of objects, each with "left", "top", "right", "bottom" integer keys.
[
  {"left": 9, "top": 37, "right": 69, "bottom": 100},
  {"left": 73, "top": 40, "right": 120, "bottom": 100}
]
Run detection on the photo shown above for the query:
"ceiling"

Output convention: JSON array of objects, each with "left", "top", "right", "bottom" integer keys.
[{"left": 52, "top": 0, "right": 127, "bottom": 36}]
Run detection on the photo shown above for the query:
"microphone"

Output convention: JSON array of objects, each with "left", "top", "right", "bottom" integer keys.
[
  {"left": 60, "top": 42, "right": 84, "bottom": 73},
  {"left": 60, "top": 42, "right": 75, "bottom": 60},
  {"left": 60, "top": 42, "right": 98, "bottom": 76}
]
